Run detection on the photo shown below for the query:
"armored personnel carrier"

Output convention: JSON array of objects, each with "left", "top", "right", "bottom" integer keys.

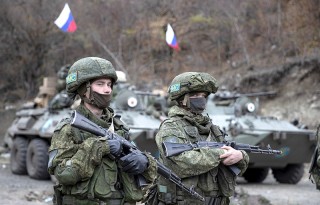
[
  {"left": 6, "top": 107, "right": 73, "bottom": 180},
  {"left": 206, "top": 90, "right": 316, "bottom": 184},
  {"left": 4, "top": 65, "right": 74, "bottom": 180}
]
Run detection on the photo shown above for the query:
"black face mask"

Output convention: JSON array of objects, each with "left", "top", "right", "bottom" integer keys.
[
  {"left": 189, "top": 97, "right": 207, "bottom": 114},
  {"left": 91, "top": 91, "right": 112, "bottom": 109}
]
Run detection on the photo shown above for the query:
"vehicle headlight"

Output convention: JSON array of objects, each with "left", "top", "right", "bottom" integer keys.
[
  {"left": 246, "top": 102, "right": 255, "bottom": 113},
  {"left": 127, "top": 97, "right": 138, "bottom": 108}
]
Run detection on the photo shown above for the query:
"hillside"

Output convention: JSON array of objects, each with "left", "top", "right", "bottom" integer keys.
[
  {"left": 0, "top": 0, "right": 319, "bottom": 129},
  {"left": 215, "top": 56, "right": 320, "bottom": 129}
]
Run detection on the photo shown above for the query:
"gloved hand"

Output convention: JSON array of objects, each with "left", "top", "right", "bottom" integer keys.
[
  {"left": 107, "top": 140, "right": 122, "bottom": 158},
  {"left": 119, "top": 151, "right": 149, "bottom": 175}
]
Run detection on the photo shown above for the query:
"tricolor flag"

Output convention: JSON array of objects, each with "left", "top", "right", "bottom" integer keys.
[
  {"left": 54, "top": 3, "right": 77, "bottom": 33},
  {"left": 166, "top": 24, "right": 180, "bottom": 51}
]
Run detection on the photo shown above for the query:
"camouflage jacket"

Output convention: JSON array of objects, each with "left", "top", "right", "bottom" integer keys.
[
  {"left": 154, "top": 105, "right": 249, "bottom": 204},
  {"left": 48, "top": 104, "right": 157, "bottom": 202},
  {"left": 309, "top": 125, "right": 320, "bottom": 190}
]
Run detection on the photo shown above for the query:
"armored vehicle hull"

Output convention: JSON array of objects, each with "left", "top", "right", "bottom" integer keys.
[
  {"left": 5, "top": 107, "right": 73, "bottom": 180},
  {"left": 111, "top": 87, "right": 163, "bottom": 158}
]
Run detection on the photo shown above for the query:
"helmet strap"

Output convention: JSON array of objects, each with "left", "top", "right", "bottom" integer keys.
[
  {"left": 182, "top": 93, "right": 190, "bottom": 108},
  {"left": 78, "top": 82, "right": 94, "bottom": 104}
]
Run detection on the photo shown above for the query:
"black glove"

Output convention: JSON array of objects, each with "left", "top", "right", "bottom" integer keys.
[
  {"left": 107, "top": 140, "right": 122, "bottom": 158},
  {"left": 119, "top": 151, "right": 149, "bottom": 175}
]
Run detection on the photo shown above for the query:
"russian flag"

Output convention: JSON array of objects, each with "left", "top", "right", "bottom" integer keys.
[
  {"left": 166, "top": 24, "right": 180, "bottom": 51},
  {"left": 54, "top": 3, "right": 77, "bottom": 33}
]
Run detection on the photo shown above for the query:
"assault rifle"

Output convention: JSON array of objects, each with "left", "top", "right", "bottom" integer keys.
[
  {"left": 70, "top": 111, "right": 205, "bottom": 202},
  {"left": 162, "top": 141, "right": 282, "bottom": 175}
]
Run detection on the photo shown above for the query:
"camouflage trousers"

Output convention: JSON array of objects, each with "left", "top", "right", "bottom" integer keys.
[{"left": 145, "top": 193, "right": 230, "bottom": 205}]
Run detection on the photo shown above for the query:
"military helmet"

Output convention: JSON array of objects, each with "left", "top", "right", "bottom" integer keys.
[
  {"left": 56, "top": 64, "right": 71, "bottom": 92},
  {"left": 66, "top": 57, "right": 118, "bottom": 94},
  {"left": 57, "top": 64, "right": 70, "bottom": 80},
  {"left": 168, "top": 72, "right": 218, "bottom": 100}
]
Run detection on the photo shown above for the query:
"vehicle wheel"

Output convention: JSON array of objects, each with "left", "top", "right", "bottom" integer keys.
[
  {"left": 26, "top": 139, "right": 50, "bottom": 180},
  {"left": 243, "top": 167, "right": 269, "bottom": 183},
  {"left": 272, "top": 164, "right": 304, "bottom": 184},
  {"left": 10, "top": 137, "right": 28, "bottom": 175}
]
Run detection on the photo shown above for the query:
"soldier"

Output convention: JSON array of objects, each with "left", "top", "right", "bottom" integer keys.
[
  {"left": 49, "top": 64, "right": 73, "bottom": 110},
  {"left": 146, "top": 72, "right": 249, "bottom": 205},
  {"left": 309, "top": 125, "right": 320, "bottom": 190},
  {"left": 48, "top": 57, "right": 157, "bottom": 205}
]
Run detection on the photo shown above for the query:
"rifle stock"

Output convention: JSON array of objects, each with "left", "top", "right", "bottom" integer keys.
[{"left": 70, "top": 111, "right": 205, "bottom": 202}]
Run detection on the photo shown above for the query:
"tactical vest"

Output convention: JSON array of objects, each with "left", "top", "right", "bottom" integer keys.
[
  {"left": 157, "top": 117, "right": 236, "bottom": 205},
  {"left": 54, "top": 115, "right": 144, "bottom": 204}
]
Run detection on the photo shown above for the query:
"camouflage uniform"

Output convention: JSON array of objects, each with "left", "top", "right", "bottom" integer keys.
[
  {"left": 146, "top": 72, "right": 249, "bottom": 205},
  {"left": 309, "top": 125, "right": 320, "bottom": 190},
  {"left": 48, "top": 57, "right": 157, "bottom": 205}
]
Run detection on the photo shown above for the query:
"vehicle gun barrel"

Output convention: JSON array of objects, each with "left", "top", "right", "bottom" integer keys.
[{"left": 214, "top": 90, "right": 277, "bottom": 100}]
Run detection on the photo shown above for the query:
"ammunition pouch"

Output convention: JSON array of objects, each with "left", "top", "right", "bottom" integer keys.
[
  {"left": 53, "top": 184, "right": 63, "bottom": 205},
  {"left": 217, "top": 165, "right": 236, "bottom": 197}
]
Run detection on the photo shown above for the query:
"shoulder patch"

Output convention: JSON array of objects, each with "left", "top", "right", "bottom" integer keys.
[
  {"left": 54, "top": 118, "right": 71, "bottom": 131},
  {"left": 169, "top": 83, "right": 181, "bottom": 93},
  {"left": 66, "top": 73, "right": 77, "bottom": 84}
]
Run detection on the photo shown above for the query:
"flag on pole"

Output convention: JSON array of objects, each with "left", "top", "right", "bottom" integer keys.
[
  {"left": 54, "top": 3, "right": 77, "bottom": 33},
  {"left": 166, "top": 24, "right": 180, "bottom": 51}
]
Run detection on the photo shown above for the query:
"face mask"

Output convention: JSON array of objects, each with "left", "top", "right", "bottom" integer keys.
[
  {"left": 189, "top": 97, "right": 207, "bottom": 114},
  {"left": 91, "top": 91, "right": 112, "bottom": 109}
]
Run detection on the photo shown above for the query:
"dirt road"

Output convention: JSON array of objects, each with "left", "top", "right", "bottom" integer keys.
[
  {"left": 0, "top": 153, "right": 53, "bottom": 205},
  {"left": 0, "top": 152, "right": 319, "bottom": 205},
  {"left": 235, "top": 166, "right": 320, "bottom": 205}
]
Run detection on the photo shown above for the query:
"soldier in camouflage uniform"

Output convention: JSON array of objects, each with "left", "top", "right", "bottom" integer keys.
[
  {"left": 49, "top": 64, "right": 73, "bottom": 110},
  {"left": 309, "top": 125, "right": 320, "bottom": 190},
  {"left": 146, "top": 72, "right": 249, "bottom": 205},
  {"left": 48, "top": 57, "right": 157, "bottom": 205}
]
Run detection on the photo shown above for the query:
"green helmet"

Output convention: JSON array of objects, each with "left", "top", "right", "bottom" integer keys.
[
  {"left": 56, "top": 64, "right": 70, "bottom": 92},
  {"left": 168, "top": 72, "right": 218, "bottom": 100},
  {"left": 66, "top": 57, "right": 118, "bottom": 95}
]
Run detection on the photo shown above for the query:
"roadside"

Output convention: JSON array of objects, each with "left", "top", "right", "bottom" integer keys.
[
  {"left": 0, "top": 153, "right": 53, "bottom": 205},
  {"left": 234, "top": 164, "right": 320, "bottom": 205}
]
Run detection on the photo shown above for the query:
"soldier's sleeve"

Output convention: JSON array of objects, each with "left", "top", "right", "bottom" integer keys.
[
  {"left": 155, "top": 121, "right": 225, "bottom": 178},
  {"left": 48, "top": 120, "right": 109, "bottom": 185},
  {"left": 141, "top": 153, "right": 158, "bottom": 182},
  {"left": 234, "top": 150, "right": 249, "bottom": 175}
]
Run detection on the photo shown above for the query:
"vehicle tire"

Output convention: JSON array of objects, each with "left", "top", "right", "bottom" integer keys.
[
  {"left": 243, "top": 167, "right": 269, "bottom": 183},
  {"left": 26, "top": 138, "right": 50, "bottom": 180},
  {"left": 10, "top": 136, "right": 28, "bottom": 175},
  {"left": 272, "top": 164, "right": 304, "bottom": 184}
]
